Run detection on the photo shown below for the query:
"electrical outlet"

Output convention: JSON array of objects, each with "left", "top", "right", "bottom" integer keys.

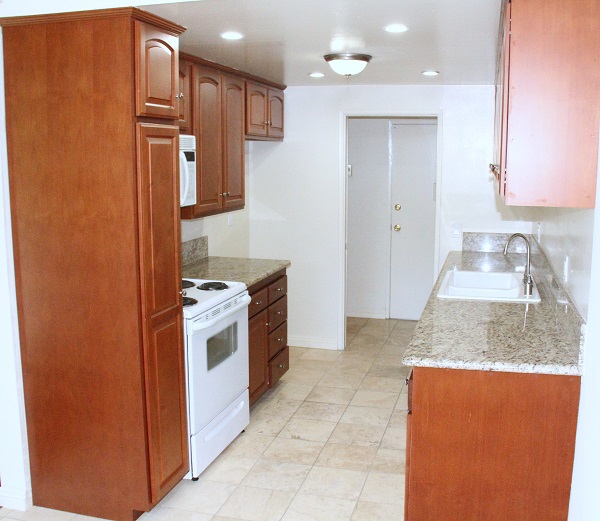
[
  {"left": 227, "top": 214, "right": 234, "bottom": 227},
  {"left": 536, "top": 222, "right": 542, "bottom": 242},
  {"left": 451, "top": 222, "right": 462, "bottom": 239}
]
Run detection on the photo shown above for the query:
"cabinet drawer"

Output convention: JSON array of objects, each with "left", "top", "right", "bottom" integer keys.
[
  {"left": 268, "top": 275, "right": 287, "bottom": 304},
  {"left": 268, "top": 321, "right": 287, "bottom": 360},
  {"left": 268, "top": 295, "right": 287, "bottom": 332},
  {"left": 269, "top": 346, "right": 289, "bottom": 387},
  {"left": 249, "top": 288, "right": 268, "bottom": 318}
]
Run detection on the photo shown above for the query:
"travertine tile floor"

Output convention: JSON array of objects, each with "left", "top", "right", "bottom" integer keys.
[{"left": 0, "top": 318, "right": 416, "bottom": 521}]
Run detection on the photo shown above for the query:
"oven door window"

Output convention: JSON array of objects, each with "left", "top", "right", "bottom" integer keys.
[{"left": 207, "top": 322, "right": 238, "bottom": 371}]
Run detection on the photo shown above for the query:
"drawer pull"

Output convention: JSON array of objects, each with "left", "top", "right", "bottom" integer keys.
[
  {"left": 277, "top": 338, "right": 283, "bottom": 342},
  {"left": 277, "top": 287, "right": 283, "bottom": 292},
  {"left": 278, "top": 363, "right": 286, "bottom": 369},
  {"left": 277, "top": 311, "right": 283, "bottom": 315},
  {"left": 255, "top": 300, "right": 262, "bottom": 305},
  {"left": 266, "top": 322, "right": 270, "bottom": 327}
]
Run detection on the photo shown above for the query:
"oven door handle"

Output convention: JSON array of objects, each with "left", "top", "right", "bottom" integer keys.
[{"left": 191, "top": 294, "right": 251, "bottom": 332}]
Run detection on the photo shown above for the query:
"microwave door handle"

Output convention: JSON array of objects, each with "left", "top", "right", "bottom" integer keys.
[
  {"left": 191, "top": 294, "right": 251, "bottom": 332},
  {"left": 180, "top": 150, "right": 189, "bottom": 206}
]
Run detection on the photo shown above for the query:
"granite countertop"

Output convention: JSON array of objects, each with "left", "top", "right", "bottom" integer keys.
[
  {"left": 182, "top": 256, "right": 291, "bottom": 289},
  {"left": 402, "top": 251, "right": 583, "bottom": 376}
]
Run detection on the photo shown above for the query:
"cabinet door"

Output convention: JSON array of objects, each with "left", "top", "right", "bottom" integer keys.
[
  {"left": 222, "top": 73, "right": 245, "bottom": 210},
  {"left": 137, "top": 123, "right": 189, "bottom": 504},
  {"left": 135, "top": 21, "right": 179, "bottom": 119},
  {"left": 249, "top": 309, "right": 269, "bottom": 404},
  {"left": 194, "top": 65, "right": 223, "bottom": 215},
  {"left": 267, "top": 88, "right": 284, "bottom": 139},
  {"left": 502, "top": 0, "right": 600, "bottom": 207},
  {"left": 178, "top": 60, "right": 193, "bottom": 133},
  {"left": 245, "top": 81, "right": 268, "bottom": 137}
]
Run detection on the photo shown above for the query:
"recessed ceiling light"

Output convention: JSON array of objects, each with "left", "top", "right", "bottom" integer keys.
[
  {"left": 309, "top": 72, "right": 325, "bottom": 78},
  {"left": 221, "top": 31, "right": 244, "bottom": 40},
  {"left": 385, "top": 24, "right": 409, "bottom": 33},
  {"left": 422, "top": 70, "right": 439, "bottom": 76}
]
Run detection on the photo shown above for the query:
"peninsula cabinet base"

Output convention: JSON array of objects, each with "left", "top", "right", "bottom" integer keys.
[{"left": 405, "top": 367, "right": 580, "bottom": 521}]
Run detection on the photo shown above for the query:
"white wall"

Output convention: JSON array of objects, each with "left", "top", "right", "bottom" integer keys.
[{"left": 248, "top": 85, "right": 535, "bottom": 350}]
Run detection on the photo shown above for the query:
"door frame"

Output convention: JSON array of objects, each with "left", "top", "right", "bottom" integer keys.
[{"left": 338, "top": 111, "right": 443, "bottom": 349}]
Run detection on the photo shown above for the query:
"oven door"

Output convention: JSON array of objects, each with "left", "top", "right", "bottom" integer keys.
[{"left": 186, "top": 296, "right": 250, "bottom": 434}]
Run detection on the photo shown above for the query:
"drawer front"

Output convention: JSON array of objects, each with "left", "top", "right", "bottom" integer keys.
[
  {"left": 268, "top": 275, "right": 287, "bottom": 304},
  {"left": 268, "top": 295, "right": 287, "bottom": 332},
  {"left": 269, "top": 346, "right": 289, "bottom": 387},
  {"left": 268, "top": 321, "right": 287, "bottom": 360},
  {"left": 249, "top": 287, "right": 269, "bottom": 318}
]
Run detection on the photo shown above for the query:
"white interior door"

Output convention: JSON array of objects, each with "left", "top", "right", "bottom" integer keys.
[
  {"left": 389, "top": 119, "right": 437, "bottom": 320},
  {"left": 346, "top": 119, "right": 390, "bottom": 318}
]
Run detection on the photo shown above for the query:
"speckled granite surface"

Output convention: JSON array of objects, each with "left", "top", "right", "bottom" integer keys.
[
  {"left": 182, "top": 256, "right": 290, "bottom": 289},
  {"left": 181, "top": 236, "right": 208, "bottom": 265},
  {"left": 403, "top": 248, "right": 584, "bottom": 376}
]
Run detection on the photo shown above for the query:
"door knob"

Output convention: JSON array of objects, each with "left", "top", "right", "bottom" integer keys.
[
  {"left": 394, "top": 224, "right": 401, "bottom": 232},
  {"left": 395, "top": 204, "right": 401, "bottom": 211}
]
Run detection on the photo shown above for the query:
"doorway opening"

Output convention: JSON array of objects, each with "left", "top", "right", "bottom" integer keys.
[{"left": 345, "top": 116, "right": 438, "bottom": 331}]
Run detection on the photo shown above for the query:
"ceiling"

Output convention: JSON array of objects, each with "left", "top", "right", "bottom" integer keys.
[{"left": 140, "top": 0, "right": 502, "bottom": 87}]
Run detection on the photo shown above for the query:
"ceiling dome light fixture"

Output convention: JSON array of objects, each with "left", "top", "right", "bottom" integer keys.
[
  {"left": 220, "top": 31, "right": 244, "bottom": 40},
  {"left": 324, "top": 53, "right": 372, "bottom": 76}
]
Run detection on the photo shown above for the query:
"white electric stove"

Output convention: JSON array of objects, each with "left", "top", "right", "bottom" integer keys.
[{"left": 181, "top": 278, "right": 251, "bottom": 479}]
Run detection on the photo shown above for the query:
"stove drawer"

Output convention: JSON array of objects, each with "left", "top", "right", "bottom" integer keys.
[
  {"left": 269, "top": 346, "right": 289, "bottom": 387},
  {"left": 268, "top": 321, "right": 287, "bottom": 360},
  {"left": 268, "top": 295, "right": 287, "bottom": 332},
  {"left": 249, "top": 287, "right": 268, "bottom": 318}
]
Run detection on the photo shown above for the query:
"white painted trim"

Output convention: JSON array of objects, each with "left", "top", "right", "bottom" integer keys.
[
  {"left": 339, "top": 109, "right": 443, "bottom": 349},
  {"left": 434, "top": 111, "right": 444, "bottom": 277},
  {"left": 0, "top": 488, "right": 32, "bottom": 511},
  {"left": 288, "top": 335, "right": 340, "bottom": 351},
  {"left": 345, "top": 310, "right": 387, "bottom": 320}
]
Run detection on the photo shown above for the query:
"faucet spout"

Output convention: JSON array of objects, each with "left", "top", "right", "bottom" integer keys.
[{"left": 503, "top": 233, "right": 533, "bottom": 296}]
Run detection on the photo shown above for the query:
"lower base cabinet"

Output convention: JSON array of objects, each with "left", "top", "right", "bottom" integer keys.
[
  {"left": 248, "top": 269, "right": 289, "bottom": 404},
  {"left": 405, "top": 367, "right": 580, "bottom": 521}
]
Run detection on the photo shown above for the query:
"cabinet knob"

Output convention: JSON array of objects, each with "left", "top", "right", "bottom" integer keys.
[
  {"left": 277, "top": 311, "right": 283, "bottom": 315},
  {"left": 255, "top": 300, "right": 262, "bottom": 305},
  {"left": 277, "top": 287, "right": 283, "bottom": 292},
  {"left": 266, "top": 322, "right": 270, "bottom": 327},
  {"left": 277, "top": 338, "right": 283, "bottom": 343},
  {"left": 278, "top": 363, "right": 286, "bottom": 368},
  {"left": 221, "top": 192, "right": 231, "bottom": 197},
  {"left": 176, "top": 92, "right": 184, "bottom": 99}
]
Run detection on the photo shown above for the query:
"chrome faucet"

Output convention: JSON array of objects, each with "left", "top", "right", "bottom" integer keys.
[{"left": 503, "top": 233, "right": 533, "bottom": 296}]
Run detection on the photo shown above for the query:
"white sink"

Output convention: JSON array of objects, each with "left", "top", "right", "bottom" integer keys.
[{"left": 437, "top": 270, "right": 541, "bottom": 303}]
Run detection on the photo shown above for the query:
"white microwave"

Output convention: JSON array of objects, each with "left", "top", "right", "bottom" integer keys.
[{"left": 180, "top": 134, "right": 197, "bottom": 207}]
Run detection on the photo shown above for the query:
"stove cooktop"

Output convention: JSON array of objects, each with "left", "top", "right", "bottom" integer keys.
[{"left": 182, "top": 278, "right": 247, "bottom": 319}]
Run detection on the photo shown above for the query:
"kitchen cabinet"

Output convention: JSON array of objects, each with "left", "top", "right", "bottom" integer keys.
[
  {"left": 135, "top": 20, "right": 179, "bottom": 119},
  {"left": 1, "top": 9, "right": 188, "bottom": 521},
  {"left": 492, "top": 0, "right": 600, "bottom": 208},
  {"left": 248, "top": 270, "right": 289, "bottom": 404},
  {"left": 180, "top": 64, "right": 245, "bottom": 218},
  {"left": 178, "top": 59, "right": 193, "bottom": 133},
  {"left": 405, "top": 367, "right": 580, "bottom": 520},
  {"left": 245, "top": 81, "right": 284, "bottom": 140}
]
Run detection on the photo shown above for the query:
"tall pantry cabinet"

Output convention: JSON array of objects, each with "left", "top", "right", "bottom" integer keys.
[{"left": 1, "top": 9, "right": 188, "bottom": 521}]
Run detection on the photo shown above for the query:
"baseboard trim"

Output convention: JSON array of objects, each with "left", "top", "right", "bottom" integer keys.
[
  {"left": 346, "top": 311, "right": 387, "bottom": 319},
  {"left": 288, "top": 335, "right": 341, "bottom": 351},
  {"left": 0, "top": 487, "right": 32, "bottom": 511}
]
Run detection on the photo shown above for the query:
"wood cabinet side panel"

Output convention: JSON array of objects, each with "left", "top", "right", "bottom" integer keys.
[
  {"left": 3, "top": 19, "right": 152, "bottom": 519},
  {"left": 408, "top": 367, "right": 580, "bottom": 521},
  {"left": 504, "top": 0, "right": 600, "bottom": 207},
  {"left": 249, "top": 309, "right": 270, "bottom": 404}
]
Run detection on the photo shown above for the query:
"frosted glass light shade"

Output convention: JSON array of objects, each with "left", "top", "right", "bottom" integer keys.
[{"left": 324, "top": 53, "right": 372, "bottom": 76}]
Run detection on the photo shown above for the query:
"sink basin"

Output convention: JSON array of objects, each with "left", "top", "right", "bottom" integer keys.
[{"left": 437, "top": 270, "right": 541, "bottom": 303}]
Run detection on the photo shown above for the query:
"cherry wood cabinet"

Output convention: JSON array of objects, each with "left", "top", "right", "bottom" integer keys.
[
  {"left": 180, "top": 65, "right": 245, "bottom": 219},
  {"left": 1, "top": 9, "right": 187, "bottom": 521},
  {"left": 135, "top": 20, "right": 179, "bottom": 119},
  {"left": 492, "top": 0, "right": 600, "bottom": 208},
  {"left": 405, "top": 367, "right": 580, "bottom": 521},
  {"left": 245, "top": 81, "right": 285, "bottom": 140},
  {"left": 178, "top": 59, "right": 193, "bottom": 133},
  {"left": 248, "top": 270, "right": 289, "bottom": 405}
]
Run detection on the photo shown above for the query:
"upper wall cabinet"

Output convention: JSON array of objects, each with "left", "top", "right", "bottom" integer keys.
[
  {"left": 492, "top": 0, "right": 600, "bottom": 208},
  {"left": 135, "top": 21, "right": 179, "bottom": 119},
  {"left": 245, "top": 81, "right": 284, "bottom": 141},
  {"left": 180, "top": 64, "right": 245, "bottom": 219}
]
